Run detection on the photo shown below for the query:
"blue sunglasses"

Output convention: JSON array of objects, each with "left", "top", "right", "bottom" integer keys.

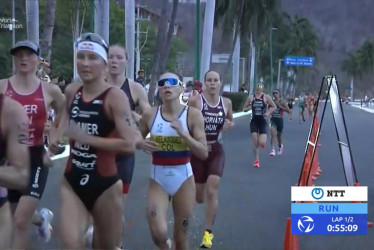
[{"left": 157, "top": 78, "right": 182, "bottom": 87}]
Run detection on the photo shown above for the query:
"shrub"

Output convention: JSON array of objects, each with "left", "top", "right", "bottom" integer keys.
[{"left": 222, "top": 92, "right": 248, "bottom": 112}]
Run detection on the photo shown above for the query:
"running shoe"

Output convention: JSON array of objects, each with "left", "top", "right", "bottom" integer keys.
[
  {"left": 84, "top": 225, "right": 94, "bottom": 248},
  {"left": 38, "top": 208, "right": 54, "bottom": 243},
  {"left": 278, "top": 144, "right": 284, "bottom": 155},
  {"left": 253, "top": 160, "right": 260, "bottom": 168},
  {"left": 200, "top": 230, "right": 214, "bottom": 248},
  {"left": 269, "top": 149, "right": 276, "bottom": 156},
  {"left": 166, "top": 238, "right": 172, "bottom": 249}
]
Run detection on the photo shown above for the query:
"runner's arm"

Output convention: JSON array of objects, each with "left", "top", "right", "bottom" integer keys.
[
  {"left": 137, "top": 107, "right": 153, "bottom": 139},
  {"left": 0, "top": 99, "right": 30, "bottom": 190},
  {"left": 265, "top": 95, "right": 276, "bottom": 116},
  {"left": 48, "top": 83, "right": 65, "bottom": 127},
  {"left": 223, "top": 97, "right": 234, "bottom": 130},
  {"left": 280, "top": 100, "right": 291, "bottom": 114},
  {"left": 243, "top": 96, "right": 252, "bottom": 112},
  {"left": 184, "top": 107, "right": 208, "bottom": 160},
  {"left": 135, "top": 83, "right": 151, "bottom": 113},
  {"left": 48, "top": 83, "right": 79, "bottom": 154}
]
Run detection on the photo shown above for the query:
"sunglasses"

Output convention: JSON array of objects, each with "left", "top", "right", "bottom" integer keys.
[
  {"left": 273, "top": 92, "right": 279, "bottom": 95},
  {"left": 76, "top": 33, "right": 109, "bottom": 52},
  {"left": 157, "top": 78, "right": 182, "bottom": 87},
  {"left": 256, "top": 85, "right": 264, "bottom": 89}
]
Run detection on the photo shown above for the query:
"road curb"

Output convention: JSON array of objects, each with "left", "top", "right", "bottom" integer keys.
[{"left": 351, "top": 104, "right": 374, "bottom": 114}]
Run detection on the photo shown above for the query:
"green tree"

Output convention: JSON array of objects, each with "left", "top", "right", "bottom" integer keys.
[
  {"left": 214, "top": 0, "right": 280, "bottom": 88},
  {"left": 356, "top": 39, "right": 374, "bottom": 73}
]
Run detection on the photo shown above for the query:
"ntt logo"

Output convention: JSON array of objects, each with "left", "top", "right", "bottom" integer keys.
[
  {"left": 311, "top": 188, "right": 324, "bottom": 200},
  {"left": 291, "top": 186, "right": 368, "bottom": 202}
]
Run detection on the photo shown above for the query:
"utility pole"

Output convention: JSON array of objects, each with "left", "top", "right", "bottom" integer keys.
[
  {"left": 136, "top": 4, "right": 140, "bottom": 76},
  {"left": 12, "top": 0, "right": 15, "bottom": 74},
  {"left": 135, "top": 4, "right": 149, "bottom": 76},
  {"left": 232, "top": 34, "right": 240, "bottom": 92},
  {"left": 277, "top": 59, "right": 284, "bottom": 90},
  {"left": 195, "top": 0, "right": 200, "bottom": 81},
  {"left": 269, "top": 27, "right": 277, "bottom": 91},
  {"left": 94, "top": 0, "right": 109, "bottom": 43},
  {"left": 199, "top": 0, "right": 215, "bottom": 82},
  {"left": 125, "top": 0, "right": 135, "bottom": 79}
]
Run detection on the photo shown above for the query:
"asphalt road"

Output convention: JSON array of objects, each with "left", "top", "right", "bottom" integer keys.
[{"left": 31, "top": 104, "right": 374, "bottom": 249}]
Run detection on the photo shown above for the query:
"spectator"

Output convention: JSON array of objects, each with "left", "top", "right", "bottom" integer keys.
[
  {"left": 194, "top": 80, "right": 203, "bottom": 93},
  {"left": 135, "top": 69, "right": 145, "bottom": 86},
  {"left": 37, "top": 58, "right": 51, "bottom": 83},
  {"left": 57, "top": 76, "right": 66, "bottom": 93},
  {"left": 240, "top": 83, "right": 248, "bottom": 93}
]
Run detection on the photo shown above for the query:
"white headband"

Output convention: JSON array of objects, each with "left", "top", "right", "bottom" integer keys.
[{"left": 77, "top": 41, "right": 107, "bottom": 63}]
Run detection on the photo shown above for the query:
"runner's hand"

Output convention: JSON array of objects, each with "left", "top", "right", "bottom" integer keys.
[
  {"left": 223, "top": 119, "right": 233, "bottom": 131},
  {"left": 170, "top": 118, "right": 187, "bottom": 137},
  {"left": 65, "top": 120, "right": 87, "bottom": 143},
  {"left": 43, "top": 150, "right": 53, "bottom": 167},
  {"left": 48, "top": 132, "right": 62, "bottom": 155},
  {"left": 137, "top": 139, "right": 158, "bottom": 154}
]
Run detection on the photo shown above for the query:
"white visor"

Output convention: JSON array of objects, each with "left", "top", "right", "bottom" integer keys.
[{"left": 77, "top": 41, "right": 107, "bottom": 63}]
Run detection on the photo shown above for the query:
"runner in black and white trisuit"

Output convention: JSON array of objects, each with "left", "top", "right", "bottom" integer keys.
[
  {"left": 0, "top": 94, "right": 30, "bottom": 249},
  {"left": 50, "top": 33, "right": 137, "bottom": 249},
  {"left": 188, "top": 70, "right": 234, "bottom": 248},
  {"left": 0, "top": 40, "right": 65, "bottom": 247},
  {"left": 243, "top": 83, "right": 276, "bottom": 168}
]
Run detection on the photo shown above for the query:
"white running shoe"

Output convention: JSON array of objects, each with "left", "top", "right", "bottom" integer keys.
[
  {"left": 269, "top": 149, "right": 276, "bottom": 156},
  {"left": 84, "top": 225, "right": 94, "bottom": 248},
  {"left": 278, "top": 144, "right": 284, "bottom": 155},
  {"left": 166, "top": 238, "right": 172, "bottom": 249},
  {"left": 38, "top": 208, "right": 54, "bottom": 242}
]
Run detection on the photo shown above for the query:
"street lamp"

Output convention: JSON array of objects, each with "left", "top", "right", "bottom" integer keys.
[
  {"left": 270, "top": 27, "right": 277, "bottom": 91},
  {"left": 277, "top": 59, "right": 284, "bottom": 91}
]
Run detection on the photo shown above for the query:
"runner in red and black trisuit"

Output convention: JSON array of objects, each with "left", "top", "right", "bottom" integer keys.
[
  {"left": 0, "top": 40, "right": 64, "bottom": 247},
  {"left": 50, "top": 33, "right": 137, "bottom": 249}
]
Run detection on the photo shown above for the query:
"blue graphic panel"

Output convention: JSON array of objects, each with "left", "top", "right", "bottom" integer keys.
[
  {"left": 291, "top": 203, "right": 367, "bottom": 214},
  {"left": 291, "top": 214, "right": 367, "bottom": 235},
  {"left": 284, "top": 56, "right": 315, "bottom": 66}
]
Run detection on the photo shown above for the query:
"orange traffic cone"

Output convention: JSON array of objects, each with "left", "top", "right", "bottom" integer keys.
[{"left": 284, "top": 218, "right": 299, "bottom": 250}]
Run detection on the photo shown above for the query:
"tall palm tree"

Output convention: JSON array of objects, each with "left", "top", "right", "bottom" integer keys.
[
  {"left": 148, "top": 0, "right": 169, "bottom": 103},
  {"left": 26, "top": 0, "right": 40, "bottom": 45},
  {"left": 356, "top": 39, "right": 374, "bottom": 74},
  {"left": 214, "top": 0, "right": 279, "bottom": 90},
  {"left": 285, "top": 15, "right": 318, "bottom": 56},
  {"left": 40, "top": 0, "right": 56, "bottom": 61},
  {"left": 71, "top": 0, "right": 90, "bottom": 81},
  {"left": 276, "top": 14, "right": 319, "bottom": 92},
  {"left": 158, "top": 0, "right": 179, "bottom": 74},
  {"left": 342, "top": 52, "right": 363, "bottom": 100}
]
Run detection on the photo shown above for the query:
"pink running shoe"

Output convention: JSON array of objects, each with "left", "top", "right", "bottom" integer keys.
[
  {"left": 254, "top": 160, "right": 260, "bottom": 168},
  {"left": 278, "top": 145, "right": 284, "bottom": 155}
]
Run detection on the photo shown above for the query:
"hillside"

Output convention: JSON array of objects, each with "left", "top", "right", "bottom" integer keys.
[{"left": 281, "top": 0, "right": 374, "bottom": 95}]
